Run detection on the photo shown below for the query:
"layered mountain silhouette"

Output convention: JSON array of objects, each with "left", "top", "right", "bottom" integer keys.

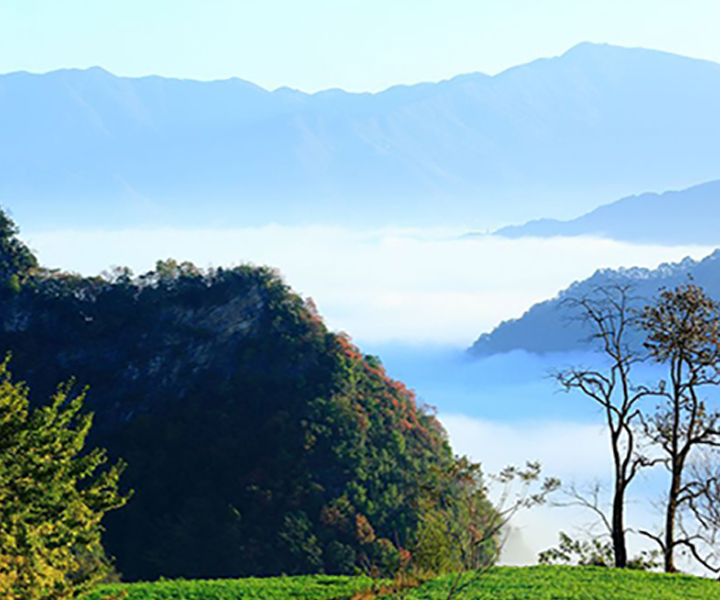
[
  {"left": 3, "top": 43, "right": 720, "bottom": 228},
  {"left": 468, "top": 250, "right": 720, "bottom": 356},
  {"left": 490, "top": 179, "right": 720, "bottom": 244}
]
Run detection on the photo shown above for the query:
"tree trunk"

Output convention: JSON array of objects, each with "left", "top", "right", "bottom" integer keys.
[
  {"left": 612, "top": 480, "right": 628, "bottom": 568},
  {"left": 664, "top": 463, "right": 682, "bottom": 572}
]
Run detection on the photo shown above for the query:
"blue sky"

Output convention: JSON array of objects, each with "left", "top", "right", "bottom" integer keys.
[{"left": 2, "top": 0, "right": 719, "bottom": 92}]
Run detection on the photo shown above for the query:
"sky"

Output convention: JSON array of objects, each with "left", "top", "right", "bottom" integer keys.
[{"left": 1, "top": 0, "right": 720, "bottom": 92}]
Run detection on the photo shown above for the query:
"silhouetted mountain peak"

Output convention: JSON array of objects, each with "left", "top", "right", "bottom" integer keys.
[
  {"left": 561, "top": 41, "right": 620, "bottom": 58},
  {"left": 490, "top": 179, "right": 720, "bottom": 245},
  {"left": 469, "top": 249, "right": 720, "bottom": 357}
]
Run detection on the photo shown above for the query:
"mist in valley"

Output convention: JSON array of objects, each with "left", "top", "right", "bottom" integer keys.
[
  {"left": 26, "top": 224, "right": 713, "bottom": 344},
  {"left": 23, "top": 222, "right": 715, "bottom": 565}
]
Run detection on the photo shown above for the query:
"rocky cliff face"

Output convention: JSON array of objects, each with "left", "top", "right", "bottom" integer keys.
[{"left": 0, "top": 264, "right": 282, "bottom": 429}]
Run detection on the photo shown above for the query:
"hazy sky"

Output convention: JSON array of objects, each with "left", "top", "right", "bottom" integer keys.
[{"left": 2, "top": 0, "right": 719, "bottom": 92}]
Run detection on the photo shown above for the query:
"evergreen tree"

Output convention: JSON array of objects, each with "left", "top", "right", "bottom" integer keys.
[{"left": 0, "top": 360, "right": 128, "bottom": 599}]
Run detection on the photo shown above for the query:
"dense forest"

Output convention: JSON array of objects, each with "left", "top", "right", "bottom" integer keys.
[{"left": 0, "top": 209, "right": 496, "bottom": 581}]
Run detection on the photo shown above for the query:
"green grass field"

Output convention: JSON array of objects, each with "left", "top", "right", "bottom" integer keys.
[
  {"left": 84, "top": 566, "right": 720, "bottom": 600},
  {"left": 400, "top": 566, "right": 720, "bottom": 600},
  {"left": 85, "top": 574, "right": 387, "bottom": 600}
]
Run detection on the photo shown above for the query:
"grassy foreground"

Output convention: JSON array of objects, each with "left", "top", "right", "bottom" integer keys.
[
  {"left": 86, "top": 574, "right": 388, "bottom": 600},
  {"left": 400, "top": 565, "right": 720, "bottom": 600},
  {"left": 84, "top": 566, "right": 720, "bottom": 600}
]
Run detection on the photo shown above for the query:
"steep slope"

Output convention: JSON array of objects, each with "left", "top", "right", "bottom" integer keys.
[
  {"left": 468, "top": 251, "right": 720, "bottom": 356},
  {"left": 493, "top": 179, "right": 720, "bottom": 244},
  {"left": 0, "top": 214, "right": 489, "bottom": 581},
  {"left": 4, "top": 43, "right": 720, "bottom": 228}
]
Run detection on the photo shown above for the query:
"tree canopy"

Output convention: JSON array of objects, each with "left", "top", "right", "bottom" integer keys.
[
  {"left": 0, "top": 359, "right": 128, "bottom": 599},
  {"left": 0, "top": 208, "right": 37, "bottom": 295}
]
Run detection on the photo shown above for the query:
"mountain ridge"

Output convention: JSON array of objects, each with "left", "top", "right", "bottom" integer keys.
[
  {"left": 12, "top": 41, "right": 715, "bottom": 93},
  {"left": 4, "top": 43, "right": 720, "bottom": 229},
  {"left": 490, "top": 179, "right": 720, "bottom": 244},
  {"left": 468, "top": 250, "right": 720, "bottom": 356}
]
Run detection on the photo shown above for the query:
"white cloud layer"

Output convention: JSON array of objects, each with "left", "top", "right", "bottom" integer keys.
[
  {"left": 440, "top": 414, "right": 610, "bottom": 478},
  {"left": 25, "top": 226, "right": 715, "bottom": 345}
]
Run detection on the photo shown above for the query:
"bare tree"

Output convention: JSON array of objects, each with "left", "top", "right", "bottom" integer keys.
[
  {"left": 638, "top": 282, "right": 720, "bottom": 573},
  {"left": 439, "top": 461, "right": 559, "bottom": 600},
  {"left": 681, "top": 453, "right": 720, "bottom": 571},
  {"left": 553, "top": 283, "right": 654, "bottom": 568},
  {"left": 688, "top": 454, "right": 720, "bottom": 535}
]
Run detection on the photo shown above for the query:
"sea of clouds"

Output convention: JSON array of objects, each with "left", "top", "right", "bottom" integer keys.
[
  {"left": 26, "top": 225, "right": 717, "bottom": 564},
  {"left": 25, "top": 226, "right": 713, "bottom": 346}
]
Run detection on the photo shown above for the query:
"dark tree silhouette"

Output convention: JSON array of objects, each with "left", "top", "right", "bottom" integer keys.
[{"left": 553, "top": 283, "right": 653, "bottom": 568}]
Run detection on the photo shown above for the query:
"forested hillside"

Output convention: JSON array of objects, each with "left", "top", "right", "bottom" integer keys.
[
  {"left": 469, "top": 251, "right": 720, "bottom": 356},
  {"left": 0, "top": 210, "right": 494, "bottom": 581}
]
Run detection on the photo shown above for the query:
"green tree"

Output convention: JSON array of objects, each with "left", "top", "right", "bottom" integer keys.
[
  {"left": 0, "top": 360, "right": 129, "bottom": 599},
  {"left": 413, "top": 459, "right": 557, "bottom": 600},
  {"left": 0, "top": 208, "right": 37, "bottom": 295}
]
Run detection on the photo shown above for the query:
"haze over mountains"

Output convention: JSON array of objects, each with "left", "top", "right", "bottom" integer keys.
[
  {"left": 491, "top": 179, "right": 720, "bottom": 245},
  {"left": 4, "top": 42, "right": 720, "bottom": 229}
]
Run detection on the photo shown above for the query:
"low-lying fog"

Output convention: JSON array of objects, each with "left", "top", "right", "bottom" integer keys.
[
  {"left": 25, "top": 225, "right": 717, "bottom": 565},
  {"left": 25, "top": 226, "right": 714, "bottom": 345}
]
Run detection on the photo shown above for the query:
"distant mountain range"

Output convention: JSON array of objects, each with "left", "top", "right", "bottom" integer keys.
[
  {"left": 488, "top": 179, "right": 720, "bottom": 245},
  {"left": 468, "top": 250, "right": 720, "bottom": 356},
  {"left": 4, "top": 43, "right": 720, "bottom": 229}
]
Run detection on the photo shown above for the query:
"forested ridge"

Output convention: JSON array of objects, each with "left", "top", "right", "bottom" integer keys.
[
  {"left": 0, "top": 210, "right": 495, "bottom": 581},
  {"left": 469, "top": 250, "right": 720, "bottom": 356}
]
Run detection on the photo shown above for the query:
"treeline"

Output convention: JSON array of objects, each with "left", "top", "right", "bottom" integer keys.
[{"left": 0, "top": 209, "right": 497, "bottom": 582}]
